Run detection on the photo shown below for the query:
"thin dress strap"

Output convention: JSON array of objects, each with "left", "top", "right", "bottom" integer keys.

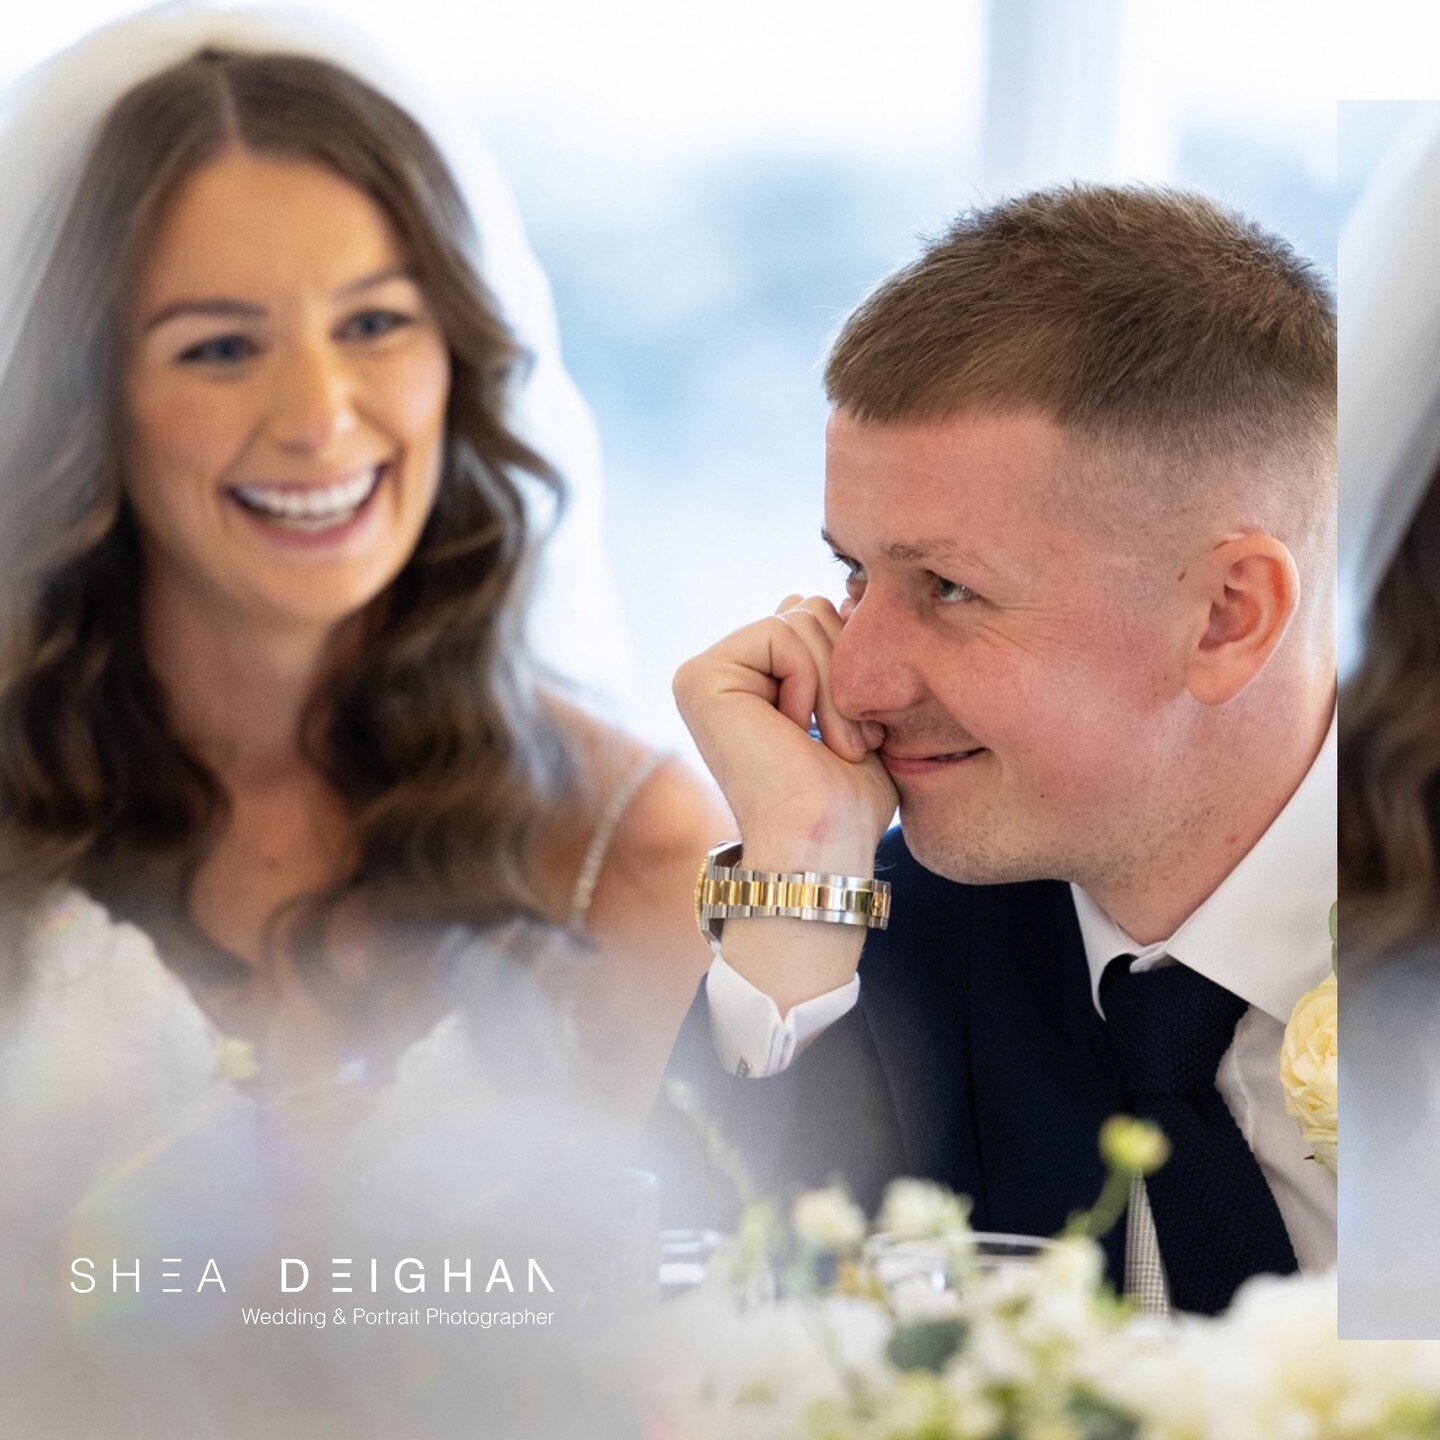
[{"left": 566, "top": 749, "right": 666, "bottom": 935}]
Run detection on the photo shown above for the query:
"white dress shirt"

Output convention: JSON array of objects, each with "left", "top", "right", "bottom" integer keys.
[{"left": 707, "top": 712, "right": 1337, "bottom": 1271}]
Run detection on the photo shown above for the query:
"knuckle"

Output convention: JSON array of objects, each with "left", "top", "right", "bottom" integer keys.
[
  {"left": 672, "top": 655, "right": 705, "bottom": 703},
  {"left": 767, "top": 614, "right": 805, "bottom": 652}
]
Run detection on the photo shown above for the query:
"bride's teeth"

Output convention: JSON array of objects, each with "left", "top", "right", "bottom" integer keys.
[{"left": 234, "top": 468, "right": 381, "bottom": 525}]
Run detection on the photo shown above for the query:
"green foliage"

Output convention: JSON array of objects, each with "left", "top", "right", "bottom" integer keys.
[{"left": 885, "top": 1319, "right": 968, "bottom": 1374}]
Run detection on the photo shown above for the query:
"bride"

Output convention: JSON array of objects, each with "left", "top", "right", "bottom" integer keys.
[
  {"left": 0, "top": 6, "right": 728, "bottom": 1141},
  {"left": 0, "top": 11, "right": 731, "bottom": 1434}
]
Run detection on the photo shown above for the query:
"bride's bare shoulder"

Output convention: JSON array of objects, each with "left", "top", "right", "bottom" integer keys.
[{"left": 540, "top": 692, "right": 731, "bottom": 941}]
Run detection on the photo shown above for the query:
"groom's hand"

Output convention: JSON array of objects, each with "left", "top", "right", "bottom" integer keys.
[{"left": 673, "top": 596, "right": 899, "bottom": 1014}]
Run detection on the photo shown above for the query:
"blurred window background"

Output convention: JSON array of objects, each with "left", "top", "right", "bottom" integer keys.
[
  {"left": 5, "top": 0, "right": 1336, "bottom": 747},
  {"left": 1342, "top": 101, "right": 1425, "bottom": 213}
]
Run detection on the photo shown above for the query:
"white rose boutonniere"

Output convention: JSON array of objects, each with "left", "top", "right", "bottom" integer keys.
[{"left": 1278, "top": 904, "right": 1337, "bottom": 1175}]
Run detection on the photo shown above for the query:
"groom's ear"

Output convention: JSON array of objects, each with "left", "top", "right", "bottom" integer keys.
[{"left": 1183, "top": 534, "right": 1300, "bottom": 706}]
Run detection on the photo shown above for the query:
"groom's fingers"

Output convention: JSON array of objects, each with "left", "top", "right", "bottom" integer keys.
[
  {"left": 775, "top": 605, "right": 869, "bottom": 762},
  {"left": 678, "top": 595, "right": 872, "bottom": 757},
  {"left": 675, "top": 605, "right": 897, "bottom": 868},
  {"left": 772, "top": 596, "right": 847, "bottom": 742},
  {"left": 686, "top": 615, "right": 815, "bottom": 720},
  {"left": 779, "top": 596, "right": 885, "bottom": 755},
  {"left": 784, "top": 594, "right": 844, "bottom": 641},
  {"left": 762, "top": 617, "right": 824, "bottom": 734}
]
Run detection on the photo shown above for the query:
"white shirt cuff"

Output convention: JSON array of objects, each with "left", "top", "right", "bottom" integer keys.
[{"left": 705, "top": 954, "right": 861, "bottom": 1077}]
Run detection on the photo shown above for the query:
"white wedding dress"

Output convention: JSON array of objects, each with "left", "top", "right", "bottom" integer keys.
[
  {"left": 0, "top": 747, "right": 660, "bottom": 1219},
  {"left": 0, "top": 825, "right": 654, "bottom": 1439},
  {"left": 3, "top": 883, "right": 540, "bottom": 1158}
]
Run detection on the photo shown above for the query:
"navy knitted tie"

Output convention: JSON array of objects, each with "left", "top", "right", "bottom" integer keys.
[{"left": 1100, "top": 956, "right": 1298, "bottom": 1315}]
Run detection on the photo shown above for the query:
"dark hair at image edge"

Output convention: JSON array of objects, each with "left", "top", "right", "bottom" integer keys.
[
  {"left": 1340, "top": 475, "right": 1440, "bottom": 965},
  {"left": 0, "top": 49, "right": 576, "bottom": 997}
]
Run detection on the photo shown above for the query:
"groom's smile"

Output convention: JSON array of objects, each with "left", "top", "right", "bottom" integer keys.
[
  {"left": 823, "top": 406, "right": 1193, "bottom": 895},
  {"left": 877, "top": 745, "right": 987, "bottom": 777}
]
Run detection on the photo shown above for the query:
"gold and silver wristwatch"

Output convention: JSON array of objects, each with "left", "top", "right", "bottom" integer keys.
[{"left": 692, "top": 840, "right": 891, "bottom": 957}]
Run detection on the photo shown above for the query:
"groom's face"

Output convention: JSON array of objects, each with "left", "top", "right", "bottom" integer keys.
[{"left": 824, "top": 408, "right": 1193, "bottom": 889}]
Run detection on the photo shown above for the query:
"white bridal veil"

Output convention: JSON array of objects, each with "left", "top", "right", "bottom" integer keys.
[
  {"left": 0, "top": 0, "right": 631, "bottom": 701},
  {"left": 1340, "top": 105, "right": 1440, "bottom": 672}
]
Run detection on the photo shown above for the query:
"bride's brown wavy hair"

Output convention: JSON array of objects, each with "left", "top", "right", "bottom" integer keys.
[
  {"left": 1339, "top": 474, "right": 1440, "bottom": 962},
  {"left": 0, "top": 49, "right": 576, "bottom": 992}
]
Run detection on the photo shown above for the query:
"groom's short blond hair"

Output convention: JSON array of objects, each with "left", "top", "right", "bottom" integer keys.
[{"left": 824, "top": 185, "right": 1335, "bottom": 555}]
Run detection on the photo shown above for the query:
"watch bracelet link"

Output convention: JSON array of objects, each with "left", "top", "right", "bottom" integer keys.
[{"left": 694, "top": 841, "right": 891, "bottom": 941}]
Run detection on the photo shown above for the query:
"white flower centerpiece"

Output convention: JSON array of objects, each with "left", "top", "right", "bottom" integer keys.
[{"left": 649, "top": 1091, "right": 1440, "bottom": 1440}]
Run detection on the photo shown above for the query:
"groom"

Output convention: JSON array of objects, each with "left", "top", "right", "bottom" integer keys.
[{"left": 664, "top": 185, "right": 1336, "bottom": 1316}]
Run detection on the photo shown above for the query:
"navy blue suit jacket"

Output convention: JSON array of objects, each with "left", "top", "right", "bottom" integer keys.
[{"left": 657, "top": 827, "right": 1131, "bottom": 1283}]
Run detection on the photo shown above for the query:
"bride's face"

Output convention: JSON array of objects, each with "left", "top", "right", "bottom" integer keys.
[{"left": 123, "top": 151, "right": 451, "bottom": 637}]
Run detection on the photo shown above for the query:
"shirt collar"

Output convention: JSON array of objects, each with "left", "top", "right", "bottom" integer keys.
[{"left": 1072, "top": 706, "right": 1336, "bottom": 1023}]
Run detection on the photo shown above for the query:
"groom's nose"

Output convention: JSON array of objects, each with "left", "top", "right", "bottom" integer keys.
[{"left": 829, "top": 590, "right": 927, "bottom": 721}]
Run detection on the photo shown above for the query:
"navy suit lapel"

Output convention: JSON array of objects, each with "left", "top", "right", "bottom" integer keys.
[
  {"left": 964, "top": 880, "right": 1129, "bottom": 1279},
  {"left": 807, "top": 836, "right": 1131, "bottom": 1282}
]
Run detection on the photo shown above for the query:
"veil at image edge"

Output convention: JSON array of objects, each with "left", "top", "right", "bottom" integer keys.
[{"left": 1338, "top": 101, "right": 1440, "bottom": 1340}]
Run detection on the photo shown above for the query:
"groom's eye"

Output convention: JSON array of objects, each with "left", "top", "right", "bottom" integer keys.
[
  {"left": 933, "top": 574, "right": 979, "bottom": 605},
  {"left": 829, "top": 552, "right": 866, "bottom": 597}
]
